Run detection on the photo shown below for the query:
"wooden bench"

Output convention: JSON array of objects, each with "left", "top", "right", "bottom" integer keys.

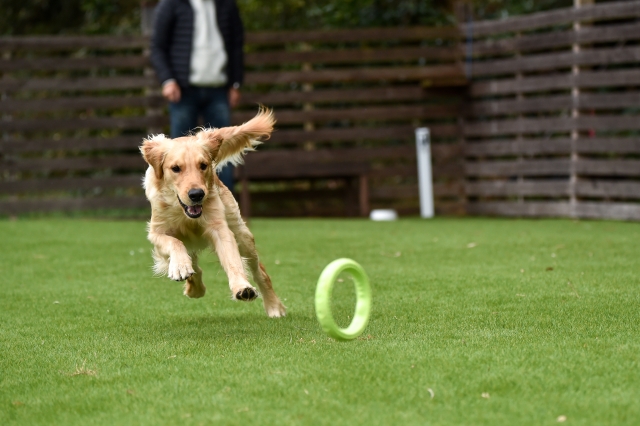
[{"left": 237, "top": 151, "right": 369, "bottom": 218}]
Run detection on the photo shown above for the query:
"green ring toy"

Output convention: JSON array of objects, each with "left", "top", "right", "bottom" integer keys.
[{"left": 315, "top": 258, "right": 372, "bottom": 341}]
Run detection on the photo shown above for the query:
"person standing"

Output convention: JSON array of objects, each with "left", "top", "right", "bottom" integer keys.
[{"left": 150, "top": 0, "right": 244, "bottom": 192}]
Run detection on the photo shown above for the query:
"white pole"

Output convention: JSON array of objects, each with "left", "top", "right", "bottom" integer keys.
[{"left": 415, "top": 127, "right": 434, "bottom": 218}]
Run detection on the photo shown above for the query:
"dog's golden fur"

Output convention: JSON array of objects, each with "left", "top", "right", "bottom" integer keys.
[{"left": 140, "top": 108, "right": 286, "bottom": 317}]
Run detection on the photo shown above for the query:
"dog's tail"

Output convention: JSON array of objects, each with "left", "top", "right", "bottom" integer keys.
[{"left": 210, "top": 106, "right": 275, "bottom": 171}]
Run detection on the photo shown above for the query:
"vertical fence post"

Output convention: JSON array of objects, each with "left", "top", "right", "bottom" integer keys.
[
  {"left": 456, "top": 1, "right": 472, "bottom": 216},
  {"left": 416, "top": 127, "right": 434, "bottom": 218},
  {"left": 571, "top": 0, "right": 594, "bottom": 217},
  {"left": 141, "top": 2, "right": 163, "bottom": 136},
  {"left": 570, "top": 0, "right": 580, "bottom": 217}
]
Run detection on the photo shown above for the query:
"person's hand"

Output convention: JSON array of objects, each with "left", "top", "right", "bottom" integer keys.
[
  {"left": 228, "top": 87, "right": 241, "bottom": 109},
  {"left": 162, "top": 81, "right": 181, "bottom": 103}
]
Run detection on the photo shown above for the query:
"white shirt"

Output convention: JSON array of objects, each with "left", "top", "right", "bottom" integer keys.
[{"left": 188, "top": 0, "right": 228, "bottom": 87}]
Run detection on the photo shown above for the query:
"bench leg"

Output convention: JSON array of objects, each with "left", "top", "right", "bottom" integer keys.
[{"left": 359, "top": 174, "right": 369, "bottom": 217}]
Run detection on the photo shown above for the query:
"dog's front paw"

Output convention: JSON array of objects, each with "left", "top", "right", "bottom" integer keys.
[
  {"left": 233, "top": 286, "right": 258, "bottom": 302},
  {"left": 168, "top": 254, "right": 194, "bottom": 281}
]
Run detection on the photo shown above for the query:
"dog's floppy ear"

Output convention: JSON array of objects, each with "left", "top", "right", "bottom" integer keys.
[
  {"left": 140, "top": 134, "right": 168, "bottom": 180},
  {"left": 203, "top": 107, "right": 275, "bottom": 171}
]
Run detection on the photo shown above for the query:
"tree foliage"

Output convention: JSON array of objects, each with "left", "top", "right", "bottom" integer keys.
[{"left": 0, "top": 0, "right": 574, "bottom": 35}]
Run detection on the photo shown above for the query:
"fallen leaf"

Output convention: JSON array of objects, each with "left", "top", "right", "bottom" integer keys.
[
  {"left": 427, "top": 388, "right": 435, "bottom": 399},
  {"left": 546, "top": 267, "right": 554, "bottom": 271}
]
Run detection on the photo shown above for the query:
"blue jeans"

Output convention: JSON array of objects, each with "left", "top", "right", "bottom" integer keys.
[{"left": 169, "top": 86, "right": 235, "bottom": 192}]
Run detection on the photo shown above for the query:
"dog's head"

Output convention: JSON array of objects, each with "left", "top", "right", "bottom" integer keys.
[{"left": 140, "top": 107, "right": 275, "bottom": 219}]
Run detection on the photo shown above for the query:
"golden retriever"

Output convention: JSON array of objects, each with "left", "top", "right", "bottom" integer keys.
[{"left": 140, "top": 107, "right": 286, "bottom": 318}]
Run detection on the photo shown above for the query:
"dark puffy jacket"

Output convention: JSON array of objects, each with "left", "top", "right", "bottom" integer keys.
[{"left": 150, "top": 0, "right": 244, "bottom": 89}]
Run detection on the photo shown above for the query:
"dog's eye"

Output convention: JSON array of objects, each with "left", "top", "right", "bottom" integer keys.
[
  {"left": 200, "top": 163, "right": 207, "bottom": 171},
  {"left": 171, "top": 166, "right": 181, "bottom": 173}
]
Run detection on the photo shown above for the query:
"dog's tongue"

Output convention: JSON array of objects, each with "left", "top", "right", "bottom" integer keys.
[{"left": 188, "top": 205, "right": 202, "bottom": 216}]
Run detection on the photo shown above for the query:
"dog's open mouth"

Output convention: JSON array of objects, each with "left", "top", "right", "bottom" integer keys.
[{"left": 177, "top": 196, "right": 202, "bottom": 219}]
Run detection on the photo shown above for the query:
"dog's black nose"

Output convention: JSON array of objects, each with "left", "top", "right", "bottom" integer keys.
[{"left": 188, "top": 188, "right": 205, "bottom": 203}]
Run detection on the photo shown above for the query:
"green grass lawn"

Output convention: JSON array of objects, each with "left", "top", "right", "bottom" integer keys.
[{"left": 1, "top": 217, "right": 639, "bottom": 425}]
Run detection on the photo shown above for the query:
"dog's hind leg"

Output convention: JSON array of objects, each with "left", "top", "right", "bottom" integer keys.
[
  {"left": 184, "top": 253, "right": 206, "bottom": 298},
  {"left": 223, "top": 206, "right": 286, "bottom": 318}
]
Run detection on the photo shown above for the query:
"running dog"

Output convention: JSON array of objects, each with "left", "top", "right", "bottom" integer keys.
[{"left": 140, "top": 107, "right": 286, "bottom": 317}]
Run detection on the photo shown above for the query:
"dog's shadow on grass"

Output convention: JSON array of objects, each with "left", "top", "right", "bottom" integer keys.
[{"left": 131, "top": 312, "right": 318, "bottom": 342}]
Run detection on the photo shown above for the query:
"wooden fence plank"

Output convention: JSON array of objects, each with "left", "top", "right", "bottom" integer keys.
[
  {"left": 245, "top": 64, "right": 465, "bottom": 85},
  {"left": 240, "top": 86, "right": 429, "bottom": 106},
  {"left": 0, "top": 55, "right": 149, "bottom": 73},
  {"left": 238, "top": 144, "right": 458, "bottom": 164},
  {"left": 576, "top": 138, "right": 640, "bottom": 154},
  {"left": 466, "top": 201, "right": 571, "bottom": 216},
  {"left": 466, "top": 139, "right": 572, "bottom": 156},
  {"left": 246, "top": 46, "right": 461, "bottom": 66},
  {"left": 368, "top": 163, "right": 463, "bottom": 179},
  {"left": 468, "top": 92, "right": 640, "bottom": 116},
  {"left": 461, "top": 1, "right": 640, "bottom": 37},
  {"left": 576, "top": 159, "right": 640, "bottom": 177},
  {"left": 245, "top": 26, "right": 461, "bottom": 45},
  {"left": 0, "top": 76, "right": 156, "bottom": 93},
  {"left": 466, "top": 180, "right": 570, "bottom": 196},
  {"left": 465, "top": 159, "right": 570, "bottom": 177},
  {"left": 0, "top": 136, "right": 143, "bottom": 155},
  {"left": 0, "top": 36, "right": 148, "bottom": 50},
  {"left": 242, "top": 145, "right": 415, "bottom": 163},
  {"left": 0, "top": 176, "right": 142, "bottom": 194},
  {"left": 576, "top": 181, "right": 640, "bottom": 199},
  {"left": 464, "top": 116, "right": 640, "bottom": 137},
  {"left": 2, "top": 156, "right": 145, "bottom": 173},
  {"left": 0, "top": 116, "right": 166, "bottom": 132},
  {"left": 369, "top": 182, "right": 463, "bottom": 199},
  {"left": 471, "top": 46, "right": 640, "bottom": 77},
  {"left": 233, "top": 104, "right": 461, "bottom": 125},
  {"left": 257, "top": 123, "right": 460, "bottom": 144},
  {"left": 0, "top": 196, "right": 149, "bottom": 215},
  {"left": 267, "top": 126, "right": 416, "bottom": 144},
  {"left": 465, "top": 138, "right": 640, "bottom": 157},
  {"left": 0, "top": 95, "right": 165, "bottom": 114},
  {"left": 471, "top": 69, "right": 640, "bottom": 97},
  {"left": 471, "top": 22, "right": 640, "bottom": 56},
  {"left": 574, "top": 202, "right": 640, "bottom": 220}
]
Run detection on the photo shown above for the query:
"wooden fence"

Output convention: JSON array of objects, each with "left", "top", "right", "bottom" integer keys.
[
  {"left": 462, "top": 0, "right": 640, "bottom": 220},
  {"left": 0, "top": 26, "right": 466, "bottom": 217},
  {"left": 3, "top": 0, "right": 640, "bottom": 220},
  {"left": 236, "top": 27, "right": 465, "bottom": 216},
  {"left": 0, "top": 36, "right": 159, "bottom": 215}
]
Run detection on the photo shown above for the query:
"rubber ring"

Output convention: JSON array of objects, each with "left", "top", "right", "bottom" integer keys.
[{"left": 315, "top": 258, "right": 372, "bottom": 341}]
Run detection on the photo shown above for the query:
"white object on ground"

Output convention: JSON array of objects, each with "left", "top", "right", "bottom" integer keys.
[{"left": 369, "top": 209, "right": 398, "bottom": 221}]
